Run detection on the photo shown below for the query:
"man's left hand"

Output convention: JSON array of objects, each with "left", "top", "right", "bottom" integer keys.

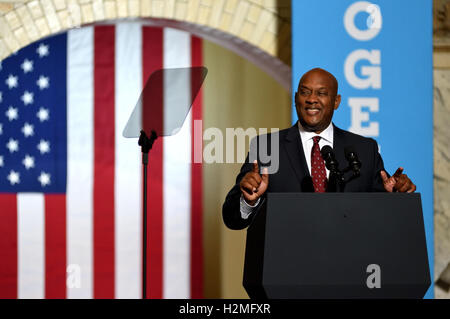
[{"left": 380, "top": 167, "right": 416, "bottom": 193}]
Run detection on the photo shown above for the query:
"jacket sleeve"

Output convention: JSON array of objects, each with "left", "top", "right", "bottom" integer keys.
[{"left": 222, "top": 133, "right": 272, "bottom": 230}]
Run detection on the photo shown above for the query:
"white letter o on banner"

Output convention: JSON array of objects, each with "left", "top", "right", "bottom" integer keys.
[{"left": 344, "top": 1, "right": 382, "bottom": 41}]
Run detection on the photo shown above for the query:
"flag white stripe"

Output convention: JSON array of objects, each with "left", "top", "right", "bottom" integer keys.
[
  {"left": 66, "top": 27, "right": 94, "bottom": 299},
  {"left": 163, "top": 28, "right": 192, "bottom": 299},
  {"left": 115, "top": 22, "right": 143, "bottom": 299},
  {"left": 17, "top": 193, "right": 45, "bottom": 299}
]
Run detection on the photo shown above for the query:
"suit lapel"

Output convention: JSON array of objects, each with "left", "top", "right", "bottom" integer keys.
[{"left": 284, "top": 124, "right": 310, "bottom": 185}]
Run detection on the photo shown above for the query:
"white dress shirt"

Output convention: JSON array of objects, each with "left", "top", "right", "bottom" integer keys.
[
  {"left": 298, "top": 121, "right": 334, "bottom": 178},
  {"left": 240, "top": 122, "right": 335, "bottom": 219}
]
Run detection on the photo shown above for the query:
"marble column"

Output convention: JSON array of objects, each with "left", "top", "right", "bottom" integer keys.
[{"left": 434, "top": 69, "right": 450, "bottom": 299}]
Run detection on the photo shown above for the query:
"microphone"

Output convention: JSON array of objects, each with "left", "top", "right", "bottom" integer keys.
[
  {"left": 344, "top": 146, "right": 361, "bottom": 175},
  {"left": 320, "top": 145, "right": 339, "bottom": 173}
]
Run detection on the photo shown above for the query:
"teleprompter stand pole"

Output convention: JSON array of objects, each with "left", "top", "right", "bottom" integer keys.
[{"left": 138, "top": 129, "right": 158, "bottom": 299}]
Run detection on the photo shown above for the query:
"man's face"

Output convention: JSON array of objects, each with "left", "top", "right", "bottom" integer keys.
[{"left": 295, "top": 70, "right": 341, "bottom": 133}]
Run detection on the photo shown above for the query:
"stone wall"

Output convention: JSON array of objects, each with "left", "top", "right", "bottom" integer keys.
[
  {"left": 434, "top": 69, "right": 450, "bottom": 299},
  {"left": 434, "top": 0, "right": 450, "bottom": 300}
]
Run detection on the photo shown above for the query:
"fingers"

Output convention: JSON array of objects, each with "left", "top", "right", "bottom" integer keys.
[
  {"left": 392, "top": 167, "right": 404, "bottom": 179},
  {"left": 240, "top": 181, "right": 256, "bottom": 195},
  {"left": 247, "top": 175, "right": 261, "bottom": 192},
  {"left": 394, "top": 176, "right": 408, "bottom": 192},
  {"left": 397, "top": 182, "right": 411, "bottom": 193},
  {"left": 252, "top": 160, "right": 259, "bottom": 174},
  {"left": 407, "top": 183, "right": 417, "bottom": 193},
  {"left": 392, "top": 173, "right": 417, "bottom": 193},
  {"left": 240, "top": 187, "right": 258, "bottom": 205},
  {"left": 248, "top": 173, "right": 262, "bottom": 184},
  {"left": 241, "top": 162, "right": 270, "bottom": 201},
  {"left": 380, "top": 170, "right": 389, "bottom": 183},
  {"left": 242, "top": 179, "right": 258, "bottom": 192},
  {"left": 240, "top": 164, "right": 270, "bottom": 202},
  {"left": 395, "top": 174, "right": 417, "bottom": 193},
  {"left": 240, "top": 171, "right": 262, "bottom": 194},
  {"left": 261, "top": 167, "right": 269, "bottom": 183},
  {"left": 240, "top": 176, "right": 261, "bottom": 204}
]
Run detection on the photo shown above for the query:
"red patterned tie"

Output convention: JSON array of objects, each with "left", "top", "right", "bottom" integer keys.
[{"left": 311, "top": 136, "right": 327, "bottom": 193}]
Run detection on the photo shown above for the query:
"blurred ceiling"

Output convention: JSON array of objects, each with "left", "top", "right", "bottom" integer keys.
[{"left": 0, "top": 0, "right": 448, "bottom": 49}]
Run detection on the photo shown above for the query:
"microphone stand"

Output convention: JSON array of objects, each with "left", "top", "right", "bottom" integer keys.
[
  {"left": 138, "top": 129, "right": 158, "bottom": 299},
  {"left": 322, "top": 147, "right": 362, "bottom": 192},
  {"left": 328, "top": 168, "right": 345, "bottom": 192},
  {"left": 342, "top": 166, "right": 360, "bottom": 185},
  {"left": 329, "top": 166, "right": 360, "bottom": 192}
]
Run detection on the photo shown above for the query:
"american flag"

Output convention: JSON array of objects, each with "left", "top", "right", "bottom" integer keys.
[
  {"left": 0, "top": 22, "right": 203, "bottom": 299},
  {"left": 0, "top": 40, "right": 66, "bottom": 193}
]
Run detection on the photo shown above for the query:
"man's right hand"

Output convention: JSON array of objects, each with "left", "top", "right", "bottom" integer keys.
[{"left": 240, "top": 161, "right": 269, "bottom": 206}]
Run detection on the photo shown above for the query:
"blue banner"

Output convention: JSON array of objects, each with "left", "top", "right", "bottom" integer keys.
[{"left": 292, "top": 0, "right": 434, "bottom": 298}]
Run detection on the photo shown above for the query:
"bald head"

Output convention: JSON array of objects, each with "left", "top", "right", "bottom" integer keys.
[
  {"left": 294, "top": 68, "right": 341, "bottom": 133},
  {"left": 298, "top": 68, "right": 338, "bottom": 97}
]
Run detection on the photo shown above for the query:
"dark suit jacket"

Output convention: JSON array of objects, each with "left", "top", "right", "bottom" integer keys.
[{"left": 222, "top": 123, "right": 387, "bottom": 230}]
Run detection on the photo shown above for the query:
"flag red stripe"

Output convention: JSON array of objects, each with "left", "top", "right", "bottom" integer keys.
[
  {"left": 190, "top": 36, "right": 204, "bottom": 299},
  {"left": 93, "top": 26, "right": 116, "bottom": 299},
  {"left": 0, "top": 195, "right": 17, "bottom": 299},
  {"left": 142, "top": 26, "right": 164, "bottom": 299},
  {"left": 44, "top": 194, "right": 67, "bottom": 299}
]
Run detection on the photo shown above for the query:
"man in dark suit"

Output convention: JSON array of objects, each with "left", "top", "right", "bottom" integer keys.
[{"left": 222, "top": 68, "right": 416, "bottom": 230}]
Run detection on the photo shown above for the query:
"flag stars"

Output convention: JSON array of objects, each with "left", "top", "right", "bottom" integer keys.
[
  {"left": 22, "top": 122, "right": 34, "bottom": 137},
  {"left": 5, "top": 74, "right": 18, "bottom": 89},
  {"left": 6, "top": 106, "right": 18, "bottom": 121},
  {"left": 36, "top": 108, "right": 49, "bottom": 122},
  {"left": 22, "top": 155, "right": 35, "bottom": 170},
  {"left": 38, "top": 171, "right": 51, "bottom": 187},
  {"left": 21, "top": 91, "right": 34, "bottom": 105},
  {"left": 0, "top": 123, "right": 2, "bottom": 135},
  {"left": 37, "top": 44, "right": 49, "bottom": 58},
  {"left": 21, "top": 59, "right": 34, "bottom": 73},
  {"left": 37, "top": 76, "right": 49, "bottom": 90},
  {"left": 0, "top": 156, "right": 3, "bottom": 167},
  {"left": 6, "top": 138, "right": 19, "bottom": 153},
  {"left": 0, "top": 91, "right": 2, "bottom": 103},
  {"left": 7, "top": 170, "right": 20, "bottom": 185},
  {"left": 37, "top": 139, "right": 50, "bottom": 154}
]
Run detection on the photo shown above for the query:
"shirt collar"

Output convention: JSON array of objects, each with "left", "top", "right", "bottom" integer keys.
[{"left": 297, "top": 121, "right": 334, "bottom": 145}]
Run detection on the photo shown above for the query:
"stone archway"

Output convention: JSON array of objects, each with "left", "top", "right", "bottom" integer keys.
[{"left": 0, "top": 0, "right": 291, "bottom": 89}]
